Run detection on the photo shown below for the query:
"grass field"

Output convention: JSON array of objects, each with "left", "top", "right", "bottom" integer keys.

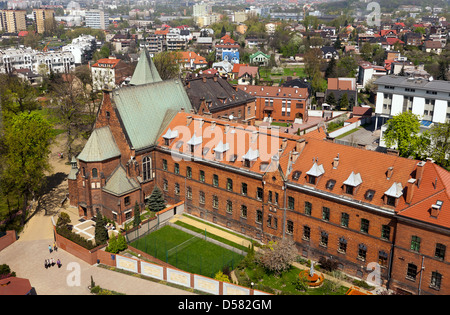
[{"left": 130, "top": 225, "right": 244, "bottom": 278}]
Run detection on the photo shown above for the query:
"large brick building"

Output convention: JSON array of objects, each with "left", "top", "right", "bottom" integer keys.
[{"left": 68, "top": 49, "right": 450, "bottom": 295}]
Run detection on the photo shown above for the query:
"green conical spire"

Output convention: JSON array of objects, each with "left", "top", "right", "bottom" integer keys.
[{"left": 129, "top": 48, "right": 162, "bottom": 86}]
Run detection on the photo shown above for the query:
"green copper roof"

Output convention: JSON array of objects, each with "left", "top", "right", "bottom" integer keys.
[
  {"left": 249, "top": 51, "right": 270, "bottom": 59},
  {"left": 77, "top": 126, "right": 121, "bottom": 162},
  {"left": 129, "top": 49, "right": 162, "bottom": 86},
  {"left": 112, "top": 79, "right": 193, "bottom": 151},
  {"left": 102, "top": 165, "right": 140, "bottom": 197}
]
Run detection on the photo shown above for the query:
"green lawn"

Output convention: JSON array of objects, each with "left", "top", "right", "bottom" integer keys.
[{"left": 130, "top": 225, "right": 244, "bottom": 278}]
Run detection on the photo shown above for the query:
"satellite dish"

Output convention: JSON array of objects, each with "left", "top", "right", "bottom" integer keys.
[
  {"left": 229, "top": 115, "right": 234, "bottom": 120},
  {"left": 429, "top": 76, "right": 433, "bottom": 81}
]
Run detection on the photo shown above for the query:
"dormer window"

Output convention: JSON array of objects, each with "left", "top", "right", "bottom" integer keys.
[
  {"left": 242, "top": 148, "right": 259, "bottom": 168},
  {"left": 306, "top": 161, "right": 324, "bottom": 185},
  {"left": 384, "top": 182, "right": 403, "bottom": 207},
  {"left": 214, "top": 141, "right": 230, "bottom": 161},
  {"left": 162, "top": 128, "right": 178, "bottom": 146},
  {"left": 343, "top": 172, "right": 362, "bottom": 195},
  {"left": 187, "top": 132, "right": 202, "bottom": 153}
]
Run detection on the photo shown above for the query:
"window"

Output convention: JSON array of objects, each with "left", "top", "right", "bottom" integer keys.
[
  {"left": 287, "top": 220, "right": 294, "bottom": 235},
  {"left": 365, "top": 190, "right": 375, "bottom": 201},
  {"left": 320, "top": 231, "right": 328, "bottom": 247},
  {"left": 256, "top": 210, "right": 263, "bottom": 224},
  {"left": 268, "top": 191, "right": 273, "bottom": 203},
  {"left": 199, "top": 170, "right": 205, "bottom": 183},
  {"left": 386, "top": 196, "right": 396, "bottom": 206},
  {"left": 322, "top": 207, "right": 330, "bottom": 221},
  {"left": 174, "top": 183, "right": 180, "bottom": 195},
  {"left": 381, "top": 225, "right": 391, "bottom": 240},
  {"left": 241, "top": 183, "right": 247, "bottom": 196},
  {"left": 407, "top": 263, "right": 417, "bottom": 281},
  {"left": 326, "top": 179, "right": 336, "bottom": 190},
  {"left": 360, "top": 219, "right": 370, "bottom": 233},
  {"left": 358, "top": 244, "right": 367, "bottom": 261},
  {"left": 174, "top": 163, "right": 179, "bottom": 174},
  {"left": 124, "top": 196, "right": 130, "bottom": 206},
  {"left": 163, "top": 179, "right": 168, "bottom": 191},
  {"left": 213, "top": 174, "right": 219, "bottom": 187},
  {"left": 305, "top": 202, "right": 312, "bottom": 215},
  {"left": 431, "top": 271, "right": 442, "bottom": 290},
  {"left": 186, "top": 166, "right": 192, "bottom": 179},
  {"left": 226, "top": 200, "right": 233, "bottom": 214},
  {"left": 435, "top": 243, "right": 446, "bottom": 260},
  {"left": 308, "top": 175, "right": 316, "bottom": 185},
  {"left": 199, "top": 191, "right": 205, "bottom": 204},
  {"left": 411, "top": 236, "right": 421, "bottom": 252},
  {"left": 378, "top": 251, "right": 388, "bottom": 267},
  {"left": 162, "top": 159, "right": 167, "bottom": 171},
  {"left": 212, "top": 195, "right": 219, "bottom": 209},
  {"left": 338, "top": 237, "right": 347, "bottom": 253},
  {"left": 345, "top": 185, "right": 354, "bottom": 195},
  {"left": 341, "top": 213, "right": 349, "bottom": 227},
  {"left": 267, "top": 215, "right": 277, "bottom": 229},
  {"left": 274, "top": 192, "right": 279, "bottom": 204},
  {"left": 186, "top": 186, "right": 192, "bottom": 200},
  {"left": 288, "top": 196, "right": 295, "bottom": 210},
  {"left": 257, "top": 187, "right": 263, "bottom": 201},
  {"left": 241, "top": 205, "right": 247, "bottom": 219},
  {"left": 142, "top": 157, "right": 151, "bottom": 181},
  {"left": 303, "top": 226, "right": 310, "bottom": 240},
  {"left": 227, "top": 178, "right": 233, "bottom": 191},
  {"left": 92, "top": 168, "right": 98, "bottom": 179}
]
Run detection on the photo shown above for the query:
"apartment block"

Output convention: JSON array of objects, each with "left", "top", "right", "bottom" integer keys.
[
  {"left": 33, "top": 8, "right": 54, "bottom": 34},
  {"left": 85, "top": 9, "right": 109, "bottom": 30},
  {"left": 374, "top": 75, "right": 450, "bottom": 128},
  {"left": 0, "top": 9, "right": 26, "bottom": 33}
]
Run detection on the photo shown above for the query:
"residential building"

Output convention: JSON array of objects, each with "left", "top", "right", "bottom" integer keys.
[
  {"left": 68, "top": 52, "right": 450, "bottom": 295},
  {"left": 326, "top": 78, "right": 358, "bottom": 110},
  {"left": 236, "top": 65, "right": 259, "bottom": 85},
  {"left": 357, "top": 61, "right": 387, "bottom": 90},
  {"left": 249, "top": 51, "right": 270, "bottom": 67},
  {"left": 0, "top": 47, "right": 75, "bottom": 75},
  {"left": 33, "top": 8, "right": 54, "bottom": 34},
  {"left": 235, "top": 85, "right": 309, "bottom": 123},
  {"left": 185, "top": 75, "right": 256, "bottom": 124},
  {"left": 91, "top": 56, "right": 133, "bottom": 91},
  {"left": 423, "top": 40, "right": 444, "bottom": 55},
  {"left": 141, "top": 33, "right": 164, "bottom": 57},
  {"left": 62, "top": 34, "right": 97, "bottom": 64},
  {"left": 374, "top": 75, "right": 450, "bottom": 129},
  {"left": 177, "top": 51, "right": 207, "bottom": 70},
  {"left": 0, "top": 9, "right": 26, "bottom": 33},
  {"left": 215, "top": 34, "right": 240, "bottom": 62},
  {"left": 85, "top": 9, "right": 109, "bottom": 30}
]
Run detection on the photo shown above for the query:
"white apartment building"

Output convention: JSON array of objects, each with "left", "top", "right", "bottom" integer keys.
[
  {"left": 62, "top": 34, "right": 96, "bottom": 64},
  {"left": 374, "top": 75, "right": 450, "bottom": 129},
  {"left": 85, "top": 9, "right": 109, "bottom": 30},
  {"left": 0, "top": 47, "right": 75, "bottom": 75}
]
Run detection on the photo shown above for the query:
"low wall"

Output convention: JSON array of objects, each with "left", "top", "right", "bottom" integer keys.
[
  {"left": 0, "top": 230, "right": 17, "bottom": 252},
  {"left": 112, "top": 251, "right": 270, "bottom": 296}
]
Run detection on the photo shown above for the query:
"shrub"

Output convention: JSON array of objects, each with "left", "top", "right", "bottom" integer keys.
[
  {"left": 56, "top": 225, "right": 95, "bottom": 250},
  {"left": 318, "top": 256, "right": 339, "bottom": 272}
]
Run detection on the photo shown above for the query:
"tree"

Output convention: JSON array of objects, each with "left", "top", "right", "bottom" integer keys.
[
  {"left": 1, "top": 112, "right": 54, "bottom": 224},
  {"left": 257, "top": 238, "right": 297, "bottom": 275},
  {"left": 382, "top": 111, "right": 421, "bottom": 158},
  {"left": 153, "top": 51, "right": 181, "bottom": 80},
  {"left": 325, "top": 56, "right": 337, "bottom": 79},
  {"left": 147, "top": 186, "right": 166, "bottom": 212},
  {"left": 338, "top": 93, "right": 349, "bottom": 110},
  {"left": 423, "top": 121, "right": 450, "bottom": 169},
  {"left": 94, "top": 209, "right": 108, "bottom": 245},
  {"left": 133, "top": 201, "right": 141, "bottom": 227},
  {"left": 56, "top": 212, "right": 71, "bottom": 227},
  {"left": 326, "top": 92, "right": 336, "bottom": 106}
]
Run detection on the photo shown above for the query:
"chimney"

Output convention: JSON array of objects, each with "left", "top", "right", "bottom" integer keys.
[
  {"left": 292, "top": 151, "right": 299, "bottom": 163},
  {"left": 295, "top": 138, "right": 306, "bottom": 152},
  {"left": 387, "top": 166, "right": 394, "bottom": 180},
  {"left": 416, "top": 161, "right": 426, "bottom": 186},
  {"left": 386, "top": 148, "right": 400, "bottom": 156},
  {"left": 406, "top": 178, "right": 416, "bottom": 204},
  {"left": 332, "top": 154, "right": 340, "bottom": 169},
  {"left": 430, "top": 204, "right": 441, "bottom": 218}
]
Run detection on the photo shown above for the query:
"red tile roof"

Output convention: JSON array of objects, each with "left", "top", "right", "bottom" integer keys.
[{"left": 92, "top": 58, "right": 121, "bottom": 69}]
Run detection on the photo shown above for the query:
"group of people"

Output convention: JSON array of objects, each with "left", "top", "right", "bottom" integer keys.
[
  {"left": 45, "top": 258, "right": 61, "bottom": 269},
  {"left": 45, "top": 243, "right": 62, "bottom": 269}
]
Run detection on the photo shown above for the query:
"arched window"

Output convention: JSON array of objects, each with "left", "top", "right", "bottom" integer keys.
[
  {"left": 92, "top": 168, "right": 98, "bottom": 178},
  {"left": 143, "top": 156, "right": 152, "bottom": 181}
]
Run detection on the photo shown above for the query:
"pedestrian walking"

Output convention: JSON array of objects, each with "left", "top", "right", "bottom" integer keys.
[
  {"left": 57, "top": 259, "right": 61, "bottom": 268},
  {"left": 51, "top": 258, "right": 55, "bottom": 267},
  {"left": 53, "top": 242, "right": 58, "bottom": 252},
  {"left": 48, "top": 245, "right": 52, "bottom": 253},
  {"left": 45, "top": 259, "right": 48, "bottom": 269}
]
